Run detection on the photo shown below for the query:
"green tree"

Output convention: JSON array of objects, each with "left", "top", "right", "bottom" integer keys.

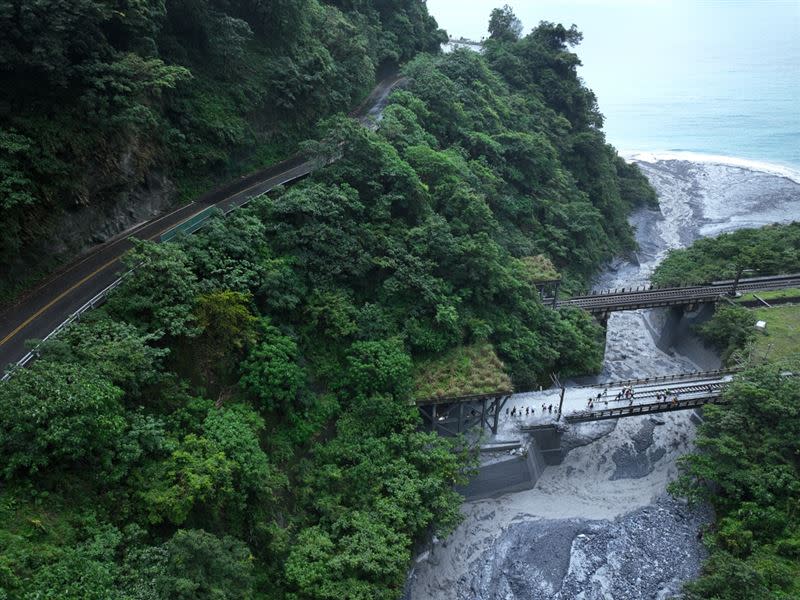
[
  {"left": 695, "top": 305, "right": 756, "bottom": 362},
  {"left": 192, "top": 290, "right": 257, "bottom": 386},
  {"left": 107, "top": 240, "right": 200, "bottom": 338},
  {"left": 285, "top": 513, "right": 410, "bottom": 600},
  {"left": 0, "top": 361, "right": 125, "bottom": 478},
  {"left": 138, "top": 434, "right": 235, "bottom": 525},
  {"left": 488, "top": 5, "right": 523, "bottom": 41},
  {"left": 21, "top": 526, "right": 124, "bottom": 600},
  {"left": 157, "top": 529, "right": 255, "bottom": 600},
  {"left": 652, "top": 223, "right": 800, "bottom": 287},
  {"left": 339, "top": 339, "right": 412, "bottom": 400},
  {"left": 671, "top": 364, "right": 800, "bottom": 597},
  {"left": 202, "top": 404, "right": 285, "bottom": 506},
  {"left": 41, "top": 314, "right": 166, "bottom": 395},
  {"left": 239, "top": 319, "right": 306, "bottom": 413}
]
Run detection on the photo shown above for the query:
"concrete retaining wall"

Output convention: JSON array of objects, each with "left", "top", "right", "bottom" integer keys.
[
  {"left": 459, "top": 440, "right": 548, "bottom": 501},
  {"left": 648, "top": 304, "right": 721, "bottom": 370}
]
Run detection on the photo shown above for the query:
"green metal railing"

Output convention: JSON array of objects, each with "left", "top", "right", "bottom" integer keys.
[{"left": 160, "top": 207, "right": 217, "bottom": 243}]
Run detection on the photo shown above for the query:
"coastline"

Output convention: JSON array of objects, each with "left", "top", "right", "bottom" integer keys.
[
  {"left": 622, "top": 150, "right": 800, "bottom": 186},
  {"left": 406, "top": 155, "right": 800, "bottom": 599}
]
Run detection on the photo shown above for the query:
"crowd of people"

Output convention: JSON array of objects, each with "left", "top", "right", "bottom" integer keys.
[
  {"left": 505, "top": 403, "right": 555, "bottom": 418},
  {"left": 500, "top": 382, "right": 700, "bottom": 425}
]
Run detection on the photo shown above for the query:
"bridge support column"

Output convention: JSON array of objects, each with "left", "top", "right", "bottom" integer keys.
[{"left": 491, "top": 395, "right": 509, "bottom": 434}]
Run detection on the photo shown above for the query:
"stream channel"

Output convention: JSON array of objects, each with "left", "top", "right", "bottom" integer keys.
[{"left": 406, "top": 156, "right": 800, "bottom": 599}]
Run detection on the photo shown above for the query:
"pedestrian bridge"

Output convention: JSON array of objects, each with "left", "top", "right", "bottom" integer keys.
[
  {"left": 416, "top": 369, "right": 735, "bottom": 437},
  {"left": 547, "top": 273, "right": 800, "bottom": 317}
]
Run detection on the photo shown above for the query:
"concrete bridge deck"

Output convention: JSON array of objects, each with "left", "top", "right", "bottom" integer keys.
[
  {"left": 419, "top": 371, "right": 735, "bottom": 436},
  {"left": 548, "top": 273, "right": 800, "bottom": 314}
]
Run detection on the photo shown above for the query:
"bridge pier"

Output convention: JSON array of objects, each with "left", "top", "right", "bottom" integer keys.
[
  {"left": 457, "top": 438, "right": 548, "bottom": 501},
  {"left": 418, "top": 394, "right": 510, "bottom": 437}
]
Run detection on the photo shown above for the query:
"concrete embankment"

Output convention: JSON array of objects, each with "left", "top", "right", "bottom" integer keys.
[
  {"left": 647, "top": 304, "right": 721, "bottom": 371},
  {"left": 459, "top": 438, "right": 548, "bottom": 501}
]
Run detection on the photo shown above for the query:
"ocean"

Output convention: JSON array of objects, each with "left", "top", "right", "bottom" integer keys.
[
  {"left": 429, "top": 0, "right": 800, "bottom": 175},
  {"left": 408, "top": 7, "right": 800, "bottom": 598}
]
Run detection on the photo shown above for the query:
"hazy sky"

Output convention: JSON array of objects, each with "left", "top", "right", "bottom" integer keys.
[
  {"left": 426, "top": 1, "right": 799, "bottom": 161},
  {"left": 426, "top": 0, "right": 799, "bottom": 105}
]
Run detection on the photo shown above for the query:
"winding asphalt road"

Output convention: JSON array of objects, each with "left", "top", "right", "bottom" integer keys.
[{"left": 0, "top": 75, "right": 405, "bottom": 375}]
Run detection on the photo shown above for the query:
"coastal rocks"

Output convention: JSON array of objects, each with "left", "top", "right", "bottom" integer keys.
[{"left": 461, "top": 496, "right": 711, "bottom": 600}]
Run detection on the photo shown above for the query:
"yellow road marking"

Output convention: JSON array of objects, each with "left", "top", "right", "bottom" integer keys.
[
  {"left": 0, "top": 256, "right": 120, "bottom": 346},
  {"left": 0, "top": 202, "right": 198, "bottom": 314},
  {"left": 0, "top": 162, "right": 311, "bottom": 349}
]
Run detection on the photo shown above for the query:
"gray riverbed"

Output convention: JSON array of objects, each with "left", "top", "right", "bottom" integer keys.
[{"left": 406, "top": 158, "right": 800, "bottom": 600}]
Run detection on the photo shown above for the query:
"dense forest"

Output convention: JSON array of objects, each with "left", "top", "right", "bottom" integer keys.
[
  {"left": 671, "top": 363, "right": 800, "bottom": 599},
  {"left": 0, "top": 0, "right": 446, "bottom": 296},
  {"left": 658, "top": 225, "right": 800, "bottom": 598},
  {"left": 651, "top": 222, "right": 800, "bottom": 287},
  {"left": 0, "top": 5, "right": 657, "bottom": 599}
]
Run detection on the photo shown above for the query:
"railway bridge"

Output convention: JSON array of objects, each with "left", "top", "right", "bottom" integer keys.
[
  {"left": 416, "top": 369, "right": 735, "bottom": 437},
  {"left": 546, "top": 273, "right": 800, "bottom": 322}
]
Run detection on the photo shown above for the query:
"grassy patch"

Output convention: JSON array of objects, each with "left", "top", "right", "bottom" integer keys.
[
  {"left": 738, "top": 287, "right": 800, "bottom": 303},
  {"left": 519, "top": 254, "right": 561, "bottom": 283},
  {"left": 749, "top": 304, "right": 800, "bottom": 363},
  {"left": 413, "top": 342, "right": 513, "bottom": 400}
]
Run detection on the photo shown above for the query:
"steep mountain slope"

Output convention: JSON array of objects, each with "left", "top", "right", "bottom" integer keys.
[{"left": 0, "top": 0, "right": 445, "bottom": 298}]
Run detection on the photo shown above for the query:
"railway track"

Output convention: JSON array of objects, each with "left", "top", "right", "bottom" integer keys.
[
  {"left": 550, "top": 273, "right": 800, "bottom": 312},
  {"left": 566, "top": 393, "right": 725, "bottom": 423},
  {"left": 565, "top": 379, "right": 729, "bottom": 423}
]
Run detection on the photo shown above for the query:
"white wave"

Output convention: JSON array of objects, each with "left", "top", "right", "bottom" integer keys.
[{"left": 620, "top": 150, "right": 800, "bottom": 185}]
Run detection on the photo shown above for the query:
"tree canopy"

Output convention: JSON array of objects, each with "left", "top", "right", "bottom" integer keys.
[
  {"left": 671, "top": 364, "right": 800, "bottom": 599},
  {"left": 0, "top": 8, "right": 656, "bottom": 599},
  {"left": 0, "top": 0, "right": 447, "bottom": 298},
  {"left": 651, "top": 222, "right": 800, "bottom": 287}
]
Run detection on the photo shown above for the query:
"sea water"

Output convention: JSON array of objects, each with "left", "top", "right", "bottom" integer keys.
[
  {"left": 407, "top": 5, "right": 800, "bottom": 598},
  {"left": 429, "top": 0, "right": 800, "bottom": 174}
]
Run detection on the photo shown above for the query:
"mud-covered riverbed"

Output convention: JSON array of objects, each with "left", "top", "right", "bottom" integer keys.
[
  {"left": 406, "top": 157, "right": 800, "bottom": 600},
  {"left": 463, "top": 495, "right": 712, "bottom": 600}
]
